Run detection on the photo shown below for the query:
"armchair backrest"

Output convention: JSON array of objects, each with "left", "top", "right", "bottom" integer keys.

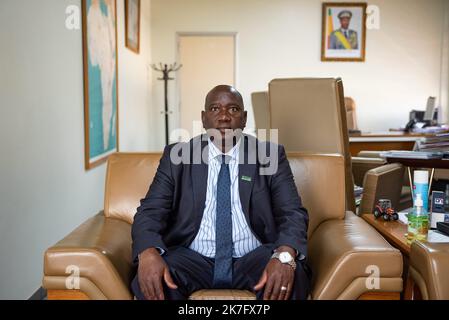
[
  {"left": 287, "top": 153, "right": 346, "bottom": 237},
  {"left": 269, "top": 78, "right": 345, "bottom": 153},
  {"left": 344, "top": 97, "right": 358, "bottom": 131},
  {"left": 103, "top": 152, "right": 346, "bottom": 237},
  {"left": 104, "top": 153, "right": 161, "bottom": 224}
]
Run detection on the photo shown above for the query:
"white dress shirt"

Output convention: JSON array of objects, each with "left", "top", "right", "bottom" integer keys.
[{"left": 189, "top": 138, "right": 261, "bottom": 258}]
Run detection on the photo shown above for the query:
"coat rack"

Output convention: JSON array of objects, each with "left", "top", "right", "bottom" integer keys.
[{"left": 151, "top": 62, "right": 183, "bottom": 146}]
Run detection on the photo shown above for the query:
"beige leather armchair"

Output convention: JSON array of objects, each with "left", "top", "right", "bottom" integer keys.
[
  {"left": 357, "top": 151, "right": 413, "bottom": 211},
  {"left": 43, "top": 152, "right": 403, "bottom": 300},
  {"left": 408, "top": 241, "right": 449, "bottom": 300},
  {"left": 288, "top": 153, "right": 403, "bottom": 299},
  {"left": 359, "top": 163, "right": 405, "bottom": 215}
]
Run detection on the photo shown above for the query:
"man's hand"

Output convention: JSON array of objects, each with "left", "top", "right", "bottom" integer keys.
[
  {"left": 254, "top": 246, "right": 296, "bottom": 300},
  {"left": 137, "top": 248, "right": 178, "bottom": 300}
]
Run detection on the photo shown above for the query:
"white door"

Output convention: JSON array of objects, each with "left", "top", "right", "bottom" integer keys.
[{"left": 177, "top": 34, "right": 236, "bottom": 141}]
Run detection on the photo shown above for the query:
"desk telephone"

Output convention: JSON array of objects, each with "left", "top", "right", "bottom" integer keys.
[
  {"left": 404, "top": 97, "right": 437, "bottom": 132},
  {"left": 403, "top": 118, "right": 432, "bottom": 132},
  {"left": 404, "top": 118, "right": 417, "bottom": 132}
]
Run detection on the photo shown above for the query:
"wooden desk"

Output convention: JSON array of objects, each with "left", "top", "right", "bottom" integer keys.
[
  {"left": 349, "top": 132, "right": 429, "bottom": 156},
  {"left": 362, "top": 213, "right": 410, "bottom": 256},
  {"left": 385, "top": 157, "right": 449, "bottom": 170}
]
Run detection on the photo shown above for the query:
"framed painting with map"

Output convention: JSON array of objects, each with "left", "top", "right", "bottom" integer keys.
[
  {"left": 82, "top": 0, "right": 119, "bottom": 170},
  {"left": 125, "top": 0, "right": 141, "bottom": 53}
]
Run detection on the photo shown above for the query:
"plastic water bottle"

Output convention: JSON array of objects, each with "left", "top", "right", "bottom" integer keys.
[
  {"left": 407, "top": 194, "right": 429, "bottom": 244},
  {"left": 413, "top": 170, "right": 429, "bottom": 211}
]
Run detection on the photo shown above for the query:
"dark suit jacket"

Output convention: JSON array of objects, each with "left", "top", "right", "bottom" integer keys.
[{"left": 132, "top": 134, "right": 308, "bottom": 262}]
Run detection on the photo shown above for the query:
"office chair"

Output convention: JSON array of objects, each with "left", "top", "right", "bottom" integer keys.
[
  {"left": 268, "top": 78, "right": 356, "bottom": 213},
  {"left": 344, "top": 97, "right": 359, "bottom": 132},
  {"left": 251, "top": 91, "right": 270, "bottom": 131}
]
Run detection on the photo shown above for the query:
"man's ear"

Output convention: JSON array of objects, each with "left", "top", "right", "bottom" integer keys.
[
  {"left": 242, "top": 111, "right": 248, "bottom": 127},
  {"left": 201, "top": 111, "right": 206, "bottom": 128}
]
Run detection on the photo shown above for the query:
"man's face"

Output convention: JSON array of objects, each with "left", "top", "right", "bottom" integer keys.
[
  {"left": 340, "top": 17, "right": 351, "bottom": 29},
  {"left": 202, "top": 88, "right": 247, "bottom": 143}
]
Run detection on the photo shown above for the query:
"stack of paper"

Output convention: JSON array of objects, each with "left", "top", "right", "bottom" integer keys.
[
  {"left": 427, "top": 230, "right": 449, "bottom": 243},
  {"left": 416, "top": 133, "right": 449, "bottom": 152},
  {"left": 354, "top": 185, "right": 363, "bottom": 207},
  {"left": 380, "top": 150, "right": 443, "bottom": 159},
  {"left": 412, "top": 126, "right": 449, "bottom": 134},
  {"left": 354, "top": 185, "right": 363, "bottom": 197}
]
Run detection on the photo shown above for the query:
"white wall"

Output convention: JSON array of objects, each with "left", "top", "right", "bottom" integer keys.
[
  {"left": 118, "top": 0, "right": 154, "bottom": 151},
  {"left": 151, "top": 0, "right": 447, "bottom": 149},
  {"left": 441, "top": 0, "right": 449, "bottom": 124},
  {"left": 0, "top": 0, "right": 153, "bottom": 299}
]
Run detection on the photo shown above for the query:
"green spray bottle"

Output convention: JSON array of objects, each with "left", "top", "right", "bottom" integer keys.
[{"left": 407, "top": 193, "right": 429, "bottom": 244}]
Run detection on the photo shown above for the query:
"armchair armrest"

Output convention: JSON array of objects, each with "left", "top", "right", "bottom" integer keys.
[
  {"left": 359, "top": 163, "right": 404, "bottom": 214},
  {"left": 308, "top": 212, "right": 403, "bottom": 300},
  {"left": 351, "top": 157, "right": 386, "bottom": 186},
  {"left": 409, "top": 241, "right": 449, "bottom": 299},
  {"left": 43, "top": 213, "right": 133, "bottom": 300}
]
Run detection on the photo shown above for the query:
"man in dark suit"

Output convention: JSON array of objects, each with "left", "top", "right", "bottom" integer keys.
[{"left": 131, "top": 85, "right": 310, "bottom": 300}]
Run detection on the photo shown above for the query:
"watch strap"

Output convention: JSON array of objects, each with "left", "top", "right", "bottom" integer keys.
[{"left": 271, "top": 252, "right": 297, "bottom": 270}]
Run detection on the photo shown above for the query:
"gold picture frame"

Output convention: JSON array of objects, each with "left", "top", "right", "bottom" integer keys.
[
  {"left": 125, "top": 0, "right": 141, "bottom": 54},
  {"left": 321, "top": 2, "right": 367, "bottom": 62}
]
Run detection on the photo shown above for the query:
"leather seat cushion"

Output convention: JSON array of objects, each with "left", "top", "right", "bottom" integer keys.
[{"left": 189, "top": 290, "right": 256, "bottom": 300}]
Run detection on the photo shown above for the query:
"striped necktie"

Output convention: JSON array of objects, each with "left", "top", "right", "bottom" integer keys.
[{"left": 213, "top": 155, "right": 233, "bottom": 288}]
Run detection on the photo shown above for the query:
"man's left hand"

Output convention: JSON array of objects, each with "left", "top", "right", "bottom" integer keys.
[{"left": 253, "top": 246, "right": 296, "bottom": 300}]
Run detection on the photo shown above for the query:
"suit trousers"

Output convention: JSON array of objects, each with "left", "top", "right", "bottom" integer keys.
[{"left": 132, "top": 244, "right": 311, "bottom": 300}]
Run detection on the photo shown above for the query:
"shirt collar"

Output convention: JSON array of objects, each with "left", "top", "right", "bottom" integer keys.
[{"left": 208, "top": 137, "right": 241, "bottom": 162}]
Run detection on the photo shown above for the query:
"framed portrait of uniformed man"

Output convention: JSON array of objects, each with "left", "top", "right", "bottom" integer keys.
[{"left": 321, "top": 2, "right": 367, "bottom": 62}]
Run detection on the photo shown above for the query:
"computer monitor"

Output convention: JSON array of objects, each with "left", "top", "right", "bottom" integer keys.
[{"left": 424, "top": 96, "right": 436, "bottom": 121}]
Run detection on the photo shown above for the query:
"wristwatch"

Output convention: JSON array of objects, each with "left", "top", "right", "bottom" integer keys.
[{"left": 271, "top": 251, "right": 297, "bottom": 270}]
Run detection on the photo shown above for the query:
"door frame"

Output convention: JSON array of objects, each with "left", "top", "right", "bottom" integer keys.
[{"left": 175, "top": 32, "right": 239, "bottom": 138}]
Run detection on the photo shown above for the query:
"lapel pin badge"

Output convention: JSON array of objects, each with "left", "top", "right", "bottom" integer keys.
[{"left": 241, "top": 175, "right": 252, "bottom": 182}]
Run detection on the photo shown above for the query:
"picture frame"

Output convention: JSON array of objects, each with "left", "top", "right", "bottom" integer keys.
[
  {"left": 82, "top": 0, "right": 119, "bottom": 170},
  {"left": 125, "top": 0, "right": 141, "bottom": 53},
  {"left": 321, "top": 2, "right": 367, "bottom": 62}
]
